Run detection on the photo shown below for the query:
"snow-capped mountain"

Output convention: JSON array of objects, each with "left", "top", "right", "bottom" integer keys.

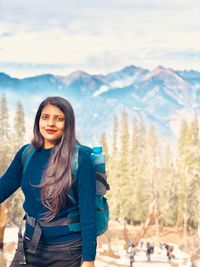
[{"left": 0, "top": 65, "right": 200, "bottom": 144}]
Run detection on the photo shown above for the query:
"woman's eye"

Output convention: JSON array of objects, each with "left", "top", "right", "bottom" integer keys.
[
  {"left": 41, "top": 115, "right": 48, "bottom": 120},
  {"left": 57, "top": 117, "right": 64, "bottom": 122}
]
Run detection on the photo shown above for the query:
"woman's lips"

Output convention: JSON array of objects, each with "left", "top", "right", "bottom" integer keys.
[{"left": 45, "top": 129, "right": 57, "bottom": 134}]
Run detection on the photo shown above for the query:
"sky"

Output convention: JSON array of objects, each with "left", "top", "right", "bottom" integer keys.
[{"left": 0, "top": 0, "right": 199, "bottom": 78}]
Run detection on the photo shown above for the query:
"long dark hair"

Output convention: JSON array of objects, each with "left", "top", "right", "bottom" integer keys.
[{"left": 32, "top": 96, "right": 76, "bottom": 221}]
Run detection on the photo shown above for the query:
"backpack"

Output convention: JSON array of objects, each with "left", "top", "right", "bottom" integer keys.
[{"left": 21, "top": 143, "right": 110, "bottom": 236}]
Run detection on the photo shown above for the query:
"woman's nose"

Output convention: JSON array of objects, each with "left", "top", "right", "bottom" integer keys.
[{"left": 47, "top": 118, "right": 55, "bottom": 126}]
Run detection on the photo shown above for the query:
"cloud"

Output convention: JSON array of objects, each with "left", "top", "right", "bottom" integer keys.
[
  {"left": 0, "top": 0, "right": 198, "bottom": 28},
  {"left": 0, "top": 0, "right": 199, "bottom": 77}
]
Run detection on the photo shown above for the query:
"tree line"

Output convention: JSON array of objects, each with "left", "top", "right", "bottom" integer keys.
[
  {"left": 0, "top": 93, "right": 26, "bottom": 227},
  {"left": 100, "top": 110, "right": 200, "bottom": 238}
]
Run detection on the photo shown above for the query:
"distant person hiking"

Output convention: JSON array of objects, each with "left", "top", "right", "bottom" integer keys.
[
  {"left": 127, "top": 243, "right": 135, "bottom": 267},
  {"left": 165, "top": 244, "right": 175, "bottom": 261},
  {"left": 146, "top": 242, "right": 154, "bottom": 262}
]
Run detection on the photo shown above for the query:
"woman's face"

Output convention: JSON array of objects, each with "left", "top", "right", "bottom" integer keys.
[{"left": 39, "top": 104, "right": 65, "bottom": 148}]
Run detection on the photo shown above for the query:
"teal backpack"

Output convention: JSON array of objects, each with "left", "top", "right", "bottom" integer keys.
[{"left": 21, "top": 144, "right": 110, "bottom": 236}]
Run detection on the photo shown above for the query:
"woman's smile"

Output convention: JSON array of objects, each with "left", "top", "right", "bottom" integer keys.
[{"left": 45, "top": 129, "right": 58, "bottom": 134}]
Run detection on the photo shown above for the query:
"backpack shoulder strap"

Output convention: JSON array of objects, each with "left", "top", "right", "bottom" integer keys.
[
  {"left": 21, "top": 144, "right": 36, "bottom": 174},
  {"left": 69, "top": 144, "right": 92, "bottom": 203},
  {"left": 72, "top": 144, "right": 93, "bottom": 181}
]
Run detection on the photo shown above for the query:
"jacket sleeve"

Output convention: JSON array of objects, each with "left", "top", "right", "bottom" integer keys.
[
  {"left": 77, "top": 149, "right": 97, "bottom": 261},
  {"left": 0, "top": 145, "right": 26, "bottom": 203}
]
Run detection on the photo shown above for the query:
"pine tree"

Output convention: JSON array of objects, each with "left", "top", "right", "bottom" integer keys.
[
  {"left": 0, "top": 93, "right": 11, "bottom": 249},
  {"left": 0, "top": 93, "right": 11, "bottom": 173},
  {"left": 187, "top": 117, "right": 200, "bottom": 230},
  {"left": 118, "top": 110, "right": 131, "bottom": 219},
  {"left": 12, "top": 101, "right": 26, "bottom": 153},
  {"left": 129, "top": 117, "right": 148, "bottom": 222},
  {"left": 176, "top": 120, "right": 190, "bottom": 228},
  {"left": 99, "top": 132, "right": 109, "bottom": 160},
  {"left": 7, "top": 101, "right": 26, "bottom": 226},
  {"left": 145, "top": 125, "right": 161, "bottom": 237},
  {"left": 112, "top": 115, "right": 118, "bottom": 157},
  {"left": 108, "top": 115, "right": 120, "bottom": 219},
  {"left": 176, "top": 117, "right": 200, "bottom": 243},
  {"left": 160, "top": 144, "right": 177, "bottom": 225}
]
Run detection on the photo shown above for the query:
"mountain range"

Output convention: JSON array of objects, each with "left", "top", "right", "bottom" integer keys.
[{"left": 0, "top": 65, "right": 200, "bottom": 144}]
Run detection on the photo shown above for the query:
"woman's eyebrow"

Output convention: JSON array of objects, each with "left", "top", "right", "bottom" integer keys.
[
  {"left": 53, "top": 114, "right": 64, "bottom": 118},
  {"left": 41, "top": 113, "right": 63, "bottom": 117}
]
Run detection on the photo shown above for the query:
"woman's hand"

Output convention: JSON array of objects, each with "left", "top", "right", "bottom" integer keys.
[{"left": 81, "top": 261, "right": 95, "bottom": 267}]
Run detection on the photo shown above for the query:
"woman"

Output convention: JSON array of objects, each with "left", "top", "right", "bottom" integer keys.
[{"left": 0, "top": 96, "right": 96, "bottom": 267}]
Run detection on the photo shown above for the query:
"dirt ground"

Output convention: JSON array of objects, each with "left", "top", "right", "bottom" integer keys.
[
  {"left": 97, "top": 220, "right": 200, "bottom": 266},
  {"left": 2, "top": 221, "right": 200, "bottom": 267}
]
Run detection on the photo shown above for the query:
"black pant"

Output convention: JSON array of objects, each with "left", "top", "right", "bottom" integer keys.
[{"left": 10, "top": 238, "right": 82, "bottom": 267}]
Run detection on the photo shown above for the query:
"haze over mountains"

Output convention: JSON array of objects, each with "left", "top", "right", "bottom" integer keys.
[{"left": 0, "top": 65, "right": 200, "bottom": 144}]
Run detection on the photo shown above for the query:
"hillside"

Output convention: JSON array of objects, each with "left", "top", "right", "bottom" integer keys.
[{"left": 0, "top": 65, "right": 200, "bottom": 142}]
